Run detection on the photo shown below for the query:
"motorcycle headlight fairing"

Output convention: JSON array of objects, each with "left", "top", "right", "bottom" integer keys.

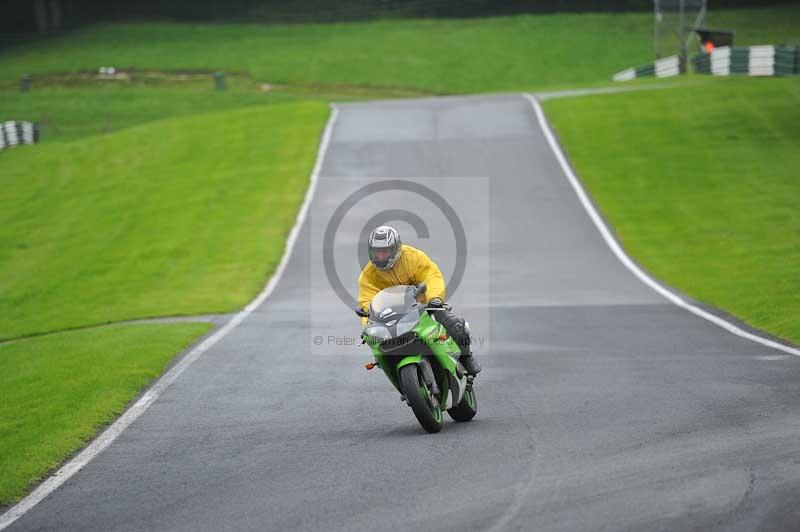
[{"left": 365, "top": 324, "right": 392, "bottom": 342}]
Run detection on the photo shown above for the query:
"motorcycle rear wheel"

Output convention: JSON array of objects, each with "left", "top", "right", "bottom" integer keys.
[
  {"left": 447, "top": 385, "right": 477, "bottom": 422},
  {"left": 399, "top": 364, "right": 443, "bottom": 433}
]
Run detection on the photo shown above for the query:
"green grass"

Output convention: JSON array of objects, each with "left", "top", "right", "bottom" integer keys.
[
  {"left": 1, "top": 6, "right": 798, "bottom": 93},
  {"left": 544, "top": 77, "right": 800, "bottom": 345},
  {"left": 0, "top": 80, "right": 424, "bottom": 144},
  {"left": 0, "top": 101, "right": 329, "bottom": 340},
  {"left": 0, "top": 87, "right": 328, "bottom": 508},
  {"left": 0, "top": 84, "right": 296, "bottom": 144},
  {"left": 0, "top": 322, "right": 212, "bottom": 505}
]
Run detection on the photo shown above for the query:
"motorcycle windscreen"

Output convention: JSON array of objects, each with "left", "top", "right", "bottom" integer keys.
[
  {"left": 395, "top": 307, "right": 423, "bottom": 336},
  {"left": 367, "top": 285, "right": 424, "bottom": 340},
  {"left": 365, "top": 307, "right": 423, "bottom": 340},
  {"left": 369, "top": 285, "right": 418, "bottom": 321}
]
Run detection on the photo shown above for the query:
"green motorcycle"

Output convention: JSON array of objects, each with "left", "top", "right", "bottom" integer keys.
[{"left": 357, "top": 283, "right": 477, "bottom": 433}]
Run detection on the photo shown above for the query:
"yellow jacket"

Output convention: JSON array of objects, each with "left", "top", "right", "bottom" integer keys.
[{"left": 358, "top": 245, "right": 445, "bottom": 323}]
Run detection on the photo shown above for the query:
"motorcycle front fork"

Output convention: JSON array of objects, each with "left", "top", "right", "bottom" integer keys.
[
  {"left": 418, "top": 358, "right": 441, "bottom": 398},
  {"left": 401, "top": 358, "right": 441, "bottom": 405}
]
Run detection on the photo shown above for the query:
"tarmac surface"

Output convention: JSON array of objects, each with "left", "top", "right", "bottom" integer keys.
[{"left": 7, "top": 94, "right": 800, "bottom": 532}]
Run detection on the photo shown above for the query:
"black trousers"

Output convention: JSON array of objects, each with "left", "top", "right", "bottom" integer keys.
[{"left": 430, "top": 309, "right": 472, "bottom": 356}]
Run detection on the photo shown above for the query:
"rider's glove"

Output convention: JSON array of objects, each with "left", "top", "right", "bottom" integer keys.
[{"left": 427, "top": 298, "right": 444, "bottom": 308}]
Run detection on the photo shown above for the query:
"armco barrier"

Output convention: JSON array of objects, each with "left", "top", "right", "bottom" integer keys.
[
  {"left": 0, "top": 121, "right": 39, "bottom": 150},
  {"left": 692, "top": 45, "right": 799, "bottom": 77},
  {"left": 773, "top": 46, "right": 796, "bottom": 76},
  {"left": 613, "top": 55, "right": 680, "bottom": 81},
  {"left": 618, "top": 46, "right": 798, "bottom": 81}
]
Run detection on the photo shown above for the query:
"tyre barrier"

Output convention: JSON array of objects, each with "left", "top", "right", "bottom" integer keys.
[
  {"left": 0, "top": 121, "right": 39, "bottom": 151},
  {"left": 692, "top": 45, "right": 799, "bottom": 77},
  {"left": 613, "top": 55, "right": 681, "bottom": 81}
]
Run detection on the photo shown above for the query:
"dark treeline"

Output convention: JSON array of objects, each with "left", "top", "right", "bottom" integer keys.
[{"left": 2, "top": 0, "right": 796, "bottom": 36}]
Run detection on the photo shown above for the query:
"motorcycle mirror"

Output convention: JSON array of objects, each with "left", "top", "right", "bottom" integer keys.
[
  {"left": 355, "top": 306, "right": 370, "bottom": 318},
  {"left": 416, "top": 283, "right": 427, "bottom": 297}
]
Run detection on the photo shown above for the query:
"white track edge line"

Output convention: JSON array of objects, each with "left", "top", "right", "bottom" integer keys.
[
  {"left": 523, "top": 93, "right": 800, "bottom": 358},
  {"left": 0, "top": 105, "right": 341, "bottom": 530}
]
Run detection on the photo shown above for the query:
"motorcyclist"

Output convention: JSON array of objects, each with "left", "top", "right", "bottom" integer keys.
[{"left": 357, "top": 225, "right": 481, "bottom": 376}]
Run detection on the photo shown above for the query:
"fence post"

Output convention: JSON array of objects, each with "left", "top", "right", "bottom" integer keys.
[{"left": 214, "top": 72, "right": 226, "bottom": 91}]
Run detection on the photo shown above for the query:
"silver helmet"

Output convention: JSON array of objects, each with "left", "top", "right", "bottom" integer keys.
[{"left": 368, "top": 225, "right": 402, "bottom": 270}]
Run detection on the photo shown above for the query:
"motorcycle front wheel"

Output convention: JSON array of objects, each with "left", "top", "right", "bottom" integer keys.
[{"left": 399, "top": 364, "right": 443, "bottom": 433}]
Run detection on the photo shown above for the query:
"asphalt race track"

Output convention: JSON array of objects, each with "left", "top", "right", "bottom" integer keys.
[{"left": 7, "top": 94, "right": 800, "bottom": 532}]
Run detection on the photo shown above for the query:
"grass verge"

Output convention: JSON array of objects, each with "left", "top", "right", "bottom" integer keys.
[
  {"left": 0, "top": 97, "right": 327, "bottom": 508},
  {"left": 1, "top": 6, "right": 798, "bottom": 93},
  {"left": 0, "top": 80, "right": 423, "bottom": 144},
  {"left": 0, "top": 101, "right": 328, "bottom": 340},
  {"left": 0, "top": 322, "right": 212, "bottom": 505},
  {"left": 543, "top": 76, "right": 800, "bottom": 345},
  {"left": 0, "top": 84, "right": 298, "bottom": 144}
]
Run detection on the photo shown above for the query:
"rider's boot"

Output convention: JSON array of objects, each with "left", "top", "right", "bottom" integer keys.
[{"left": 460, "top": 350, "right": 481, "bottom": 376}]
